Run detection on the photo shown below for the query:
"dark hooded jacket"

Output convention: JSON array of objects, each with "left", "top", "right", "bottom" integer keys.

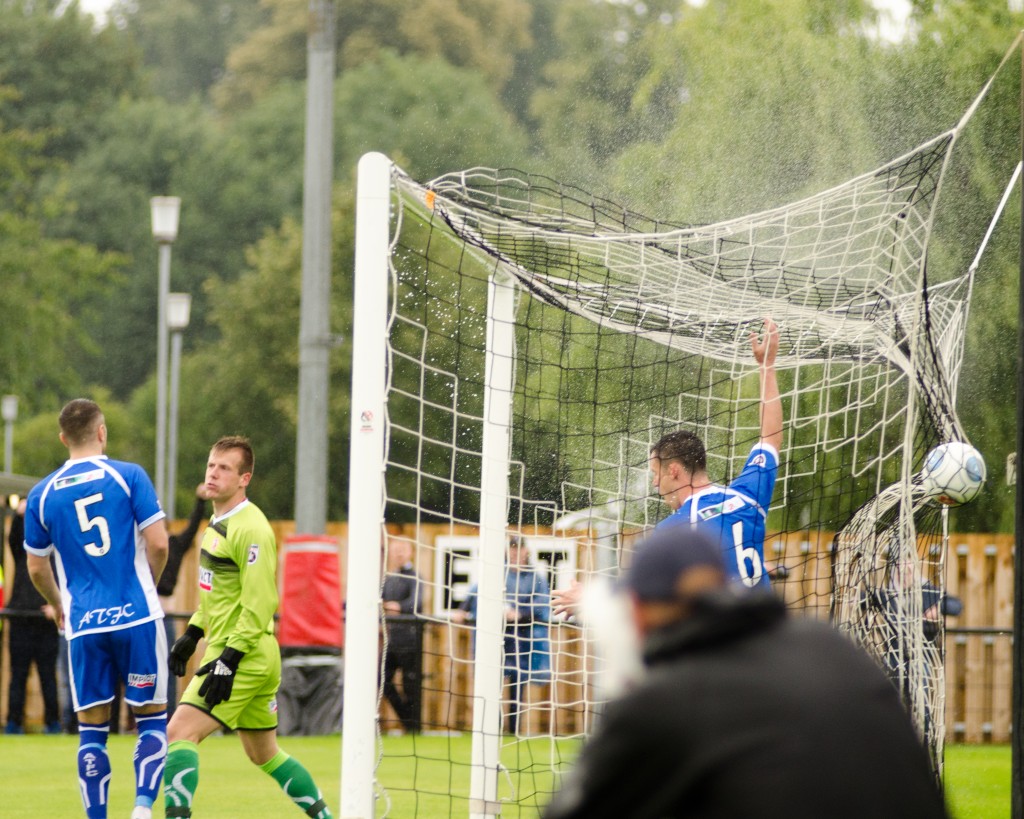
[{"left": 543, "top": 589, "right": 948, "bottom": 819}]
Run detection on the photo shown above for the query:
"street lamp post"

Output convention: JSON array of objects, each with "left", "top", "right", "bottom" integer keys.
[
  {"left": 151, "top": 196, "right": 181, "bottom": 510},
  {"left": 166, "top": 292, "right": 192, "bottom": 520},
  {"left": 1, "top": 394, "right": 17, "bottom": 474}
]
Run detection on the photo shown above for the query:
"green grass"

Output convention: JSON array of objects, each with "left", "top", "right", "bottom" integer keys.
[
  {"left": 0, "top": 734, "right": 341, "bottom": 818},
  {"left": 944, "top": 744, "right": 1011, "bottom": 819},
  {"left": 0, "top": 734, "right": 1008, "bottom": 817}
]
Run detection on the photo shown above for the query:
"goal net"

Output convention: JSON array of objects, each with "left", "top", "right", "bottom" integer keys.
[{"left": 340, "top": 73, "right": 1007, "bottom": 813}]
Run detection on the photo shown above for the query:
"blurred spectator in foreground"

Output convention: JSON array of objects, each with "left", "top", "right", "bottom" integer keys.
[{"left": 543, "top": 526, "right": 949, "bottom": 819}]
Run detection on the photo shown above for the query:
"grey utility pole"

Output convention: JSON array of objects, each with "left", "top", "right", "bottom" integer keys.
[{"left": 294, "top": 0, "right": 336, "bottom": 533}]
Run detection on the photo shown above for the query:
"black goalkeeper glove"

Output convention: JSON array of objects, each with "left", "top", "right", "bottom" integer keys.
[
  {"left": 196, "top": 647, "right": 245, "bottom": 707},
  {"left": 168, "top": 624, "right": 205, "bottom": 677}
]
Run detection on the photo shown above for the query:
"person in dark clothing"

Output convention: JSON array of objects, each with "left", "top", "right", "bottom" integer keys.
[
  {"left": 867, "top": 557, "right": 962, "bottom": 775},
  {"left": 381, "top": 537, "right": 423, "bottom": 732},
  {"left": 158, "top": 484, "right": 210, "bottom": 715},
  {"left": 452, "top": 536, "right": 552, "bottom": 735},
  {"left": 4, "top": 498, "right": 61, "bottom": 734},
  {"left": 543, "top": 526, "right": 949, "bottom": 819}
]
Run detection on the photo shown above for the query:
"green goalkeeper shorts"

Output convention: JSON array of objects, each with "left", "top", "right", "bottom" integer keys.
[{"left": 180, "top": 633, "right": 282, "bottom": 731}]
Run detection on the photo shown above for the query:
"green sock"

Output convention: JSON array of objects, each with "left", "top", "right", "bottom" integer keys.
[
  {"left": 164, "top": 740, "right": 200, "bottom": 818},
  {"left": 259, "top": 750, "right": 333, "bottom": 818}
]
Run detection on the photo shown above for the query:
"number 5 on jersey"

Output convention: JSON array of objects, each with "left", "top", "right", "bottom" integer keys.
[{"left": 75, "top": 493, "right": 112, "bottom": 557}]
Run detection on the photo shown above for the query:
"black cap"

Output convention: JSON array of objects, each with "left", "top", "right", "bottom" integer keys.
[{"left": 623, "top": 525, "right": 725, "bottom": 602}]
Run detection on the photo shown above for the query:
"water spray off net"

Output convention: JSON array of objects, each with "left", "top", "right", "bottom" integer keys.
[{"left": 342, "top": 42, "right": 1020, "bottom": 815}]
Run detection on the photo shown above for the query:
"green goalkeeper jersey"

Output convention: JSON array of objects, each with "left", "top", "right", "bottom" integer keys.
[{"left": 189, "top": 499, "right": 278, "bottom": 655}]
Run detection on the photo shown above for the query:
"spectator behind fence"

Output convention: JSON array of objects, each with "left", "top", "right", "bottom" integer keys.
[
  {"left": 381, "top": 537, "right": 423, "bottom": 732},
  {"left": 4, "top": 497, "right": 61, "bottom": 734},
  {"left": 453, "top": 535, "right": 551, "bottom": 735},
  {"left": 867, "top": 554, "right": 962, "bottom": 773},
  {"left": 157, "top": 483, "right": 210, "bottom": 715},
  {"left": 543, "top": 526, "right": 949, "bottom": 819}
]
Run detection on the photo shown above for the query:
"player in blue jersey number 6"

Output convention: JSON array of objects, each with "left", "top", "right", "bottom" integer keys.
[
  {"left": 650, "top": 317, "right": 781, "bottom": 588},
  {"left": 552, "top": 319, "right": 782, "bottom": 616},
  {"left": 25, "top": 399, "right": 170, "bottom": 819}
]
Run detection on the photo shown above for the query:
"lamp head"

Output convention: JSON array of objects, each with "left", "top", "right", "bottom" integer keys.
[
  {"left": 150, "top": 196, "right": 181, "bottom": 243},
  {"left": 1, "top": 394, "right": 18, "bottom": 423},
  {"left": 167, "top": 292, "right": 192, "bottom": 330}
]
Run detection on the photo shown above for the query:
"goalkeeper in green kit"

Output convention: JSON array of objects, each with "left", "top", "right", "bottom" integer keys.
[{"left": 163, "top": 436, "right": 332, "bottom": 819}]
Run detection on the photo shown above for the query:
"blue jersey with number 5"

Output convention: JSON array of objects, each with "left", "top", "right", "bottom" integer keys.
[
  {"left": 23, "top": 456, "right": 166, "bottom": 639},
  {"left": 656, "top": 443, "right": 779, "bottom": 589}
]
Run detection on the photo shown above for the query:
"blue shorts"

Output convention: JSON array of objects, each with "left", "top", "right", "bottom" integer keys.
[{"left": 68, "top": 618, "right": 169, "bottom": 711}]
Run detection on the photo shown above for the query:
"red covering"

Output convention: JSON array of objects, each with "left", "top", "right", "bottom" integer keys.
[{"left": 278, "top": 535, "right": 343, "bottom": 649}]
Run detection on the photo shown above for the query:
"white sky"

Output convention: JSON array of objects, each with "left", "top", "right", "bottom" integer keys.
[
  {"left": 872, "top": 0, "right": 913, "bottom": 43},
  {"left": 74, "top": 0, "right": 114, "bottom": 22},
  {"left": 74, "top": 0, "right": 915, "bottom": 40}
]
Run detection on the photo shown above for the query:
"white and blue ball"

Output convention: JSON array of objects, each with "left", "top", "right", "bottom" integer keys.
[{"left": 921, "top": 441, "right": 986, "bottom": 507}]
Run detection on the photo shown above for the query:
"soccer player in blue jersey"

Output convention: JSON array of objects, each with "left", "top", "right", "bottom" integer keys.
[
  {"left": 651, "top": 318, "right": 781, "bottom": 588},
  {"left": 24, "top": 399, "right": 170, "bottom": 819},
  {"left": 551, "top": 320, "right": 782, "bottom": 617}
]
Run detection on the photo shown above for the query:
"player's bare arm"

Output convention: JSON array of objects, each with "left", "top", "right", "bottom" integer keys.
[
  {"left": 143, "top": 520, "right": 170, "bottom": 584},
  {"left": 751, "top": 317, "right": 782, "bottom": 453},
  {"left": 26, "top": 553, "right": 64, "bottom": 630}
]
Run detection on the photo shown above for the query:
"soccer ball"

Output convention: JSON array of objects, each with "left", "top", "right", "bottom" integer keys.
[{"left": 920, "top": 441, "right": 986, "bottom": 507}]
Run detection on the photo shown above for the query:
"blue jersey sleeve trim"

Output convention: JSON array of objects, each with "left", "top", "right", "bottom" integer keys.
[
  {"left": 139, "top": 511, "right": 167, "bottom": 531},
  {"left": 749, "top": 441, "right": 780, "bottom": 465}
]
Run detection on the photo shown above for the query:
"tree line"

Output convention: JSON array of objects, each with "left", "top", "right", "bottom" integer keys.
[{"left": 0, "top": 0, "right": 1018, "bottom": 530}]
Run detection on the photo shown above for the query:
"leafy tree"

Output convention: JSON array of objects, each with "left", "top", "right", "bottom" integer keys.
[
  {"left": 0, "top": 2, "right": 143, "bottom": 163},
  {"left": 528, "top": 0, "right": 687, "bottom": 185},
  {"left": 0, "top": 210, "right": 123, "bottom": 413},
  {"left": 113, "top": 0, "right": 269, "bottom": 103},
  {"left": 337, "top": 0, "right": 532, "bottom": 92},
  {"left": 41, "top": 95, "right": 302, "bottom": 396},
  {"left": 605, "top": 0, "right": 882, "bottom": 218},
  {"left": 896, "top": 2, "right": 1024, "bottom": 532},
  {"left": 334, "top": 51, "right": 532, "bottom": 179},
  {"left": 210, "top": 0, "right": 307, "bottom": 112},
  {"left": 0, "top": 85, "right": 123, "bottom": 416},
  {"left": 164, "top": 191, "right": 356, "bottom": 519},
  {"left": 212, "top": 0, "right": 533, "bottom": 113},
  {"left": 15, "top": 390, "right": 147, "bottom": 480}
]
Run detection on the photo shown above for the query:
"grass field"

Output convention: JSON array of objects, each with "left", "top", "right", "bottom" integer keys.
[{"left": 0, "top": 734, "right": 1009, "bottom": 817}]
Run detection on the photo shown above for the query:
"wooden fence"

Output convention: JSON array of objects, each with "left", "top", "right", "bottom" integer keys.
[{"left": 0, "top": 521, "right": 1015, "bottom": 743}]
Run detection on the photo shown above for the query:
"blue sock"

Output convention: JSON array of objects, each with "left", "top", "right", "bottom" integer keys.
[
  {"left": 133, "top": 710, "right": 168, "bottom": 807},
  {"left": 78, "top": 721, "right": 112, "bottom": 819}
]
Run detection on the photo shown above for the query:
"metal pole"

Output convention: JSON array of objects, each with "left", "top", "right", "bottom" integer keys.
[
  {"left": 294, "top": 0, "right": 335, "bottom": 534},
  {"left": 1, "top": 395, "right": 16, "bottom": 475},
  {"left": 1012, "top": 33, "right": 1024, "bottom": 817},
  {"left": 3, "top": 419, "right": 11, "bottom": 474},
  {"left": 167, "top": 329, "right": 183, "bottom": 520},
  {"left": 156, "top": 241, "right": 171, "bottom": 508}
]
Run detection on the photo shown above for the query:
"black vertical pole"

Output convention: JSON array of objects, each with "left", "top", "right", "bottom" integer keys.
[{"left": 1013, "top": 34, "right": 1024, "bottom": 819}]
